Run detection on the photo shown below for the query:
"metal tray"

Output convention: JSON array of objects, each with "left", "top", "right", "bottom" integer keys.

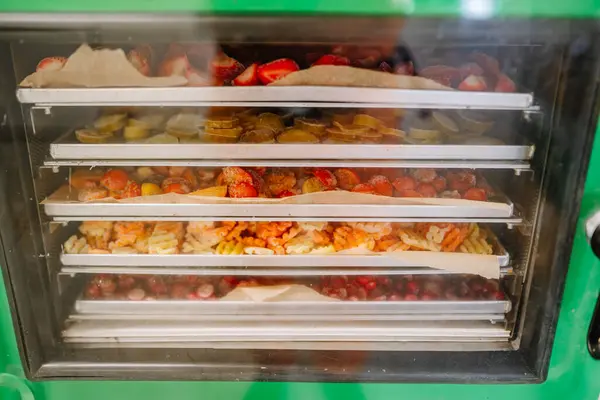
[
  {"left": 60, "top": 252, "right": 510, "bottom": 268},
  {"left": 18, "top": 87, "right": 536, "bottom": 110},
  {"left": 48, "top": 141, "right": 535, "bottom": 163},
  {"left": 62, "top": 319, "right": 511, "bottom": 344},
  {"left": 74, "top": 299, "right": 512, "bottom": 315}
]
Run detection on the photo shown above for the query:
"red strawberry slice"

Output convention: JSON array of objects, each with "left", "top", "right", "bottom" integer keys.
[
  {"left": 458, "top": 75, "right": 488, "bottom": 91},
  {"left": 233, "top": 63, "right": 259, "bottom": 86},
  {"left": 257, "top": 58, "right": 300, "bottom": 85},
  {"left": 495, "top": 73, "right": 516, "bottom": 92},
  {"left": 36, "top": 57, "right": 67, "bottom": 72},
  {"left": 211, "top": 52, "right": 244, "bottom": 81},
  {"left": 312, "top": 54, "right": 350, "bottom": 67}
]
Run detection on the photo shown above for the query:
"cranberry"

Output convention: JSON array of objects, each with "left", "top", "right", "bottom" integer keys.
[
  {"left": 405, "top": 280, "right": 420, "bottom": 295},
  {"left": 376, "top": 276, "right": 392, "bottom": 286},
  {"left": 365, "top": 281, "right": 377, "bottom": 291},
  {"left": 330, "top": 276, "right": 347, "bottom": 289},
  {"left": 356, "top": 276, "right": 371, "bottom": 286}
]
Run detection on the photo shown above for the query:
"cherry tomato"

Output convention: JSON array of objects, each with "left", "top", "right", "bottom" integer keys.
[
  {"left": 392, "top": 176, "right": 416, "bottom": 192},
  {"left": 100, "top": 169, "right": 129, "bottom": 191},
  {"left": 431, "top": 176, "right": 447, "bottom": 193},
  {"left": 368, "top": 175, "right": 393, "bottom": 196},
  {"left": 334, "top": 168, "right": 361, "bottom": 190},
  {"left": 463, "top": 187, "right": 487, "bottom": 201},
  {"left": 416, "top": 183, "right": 437, "bottom": 198},
  {"left": 351, "top": 183, "right": 377, "bottom": 194},
  {"left": 399, "top": 189, "right": 423, "bottom": 198}
]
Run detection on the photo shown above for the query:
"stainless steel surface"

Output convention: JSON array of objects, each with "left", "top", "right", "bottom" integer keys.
[
  {"left": 74, "top": 299, "right": 512, "bottom": 315},
  {"left": 60, "top": 252, "right": 510, "bottom": 268},
  {"left": 44, "top": 201, "right": 517, "bottom": 219},
  {"left": 60, "top": 265, "right": 514, "bottom": 276},
  {"left": 18, "top": 87, "right": 536, "bottom": 110},
  {"left": 62, "top": 320, "right": 511, "bottom": 343},
  {"left": 43, "top": 158, "right": 532, "bottom": 170},
  {"left": 51, "top": 216, "right": 524, "bottom": 225}
]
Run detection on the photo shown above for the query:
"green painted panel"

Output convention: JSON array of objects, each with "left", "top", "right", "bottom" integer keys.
[{"left": 0, "top": 0, "right": 598, "bottom": 17}]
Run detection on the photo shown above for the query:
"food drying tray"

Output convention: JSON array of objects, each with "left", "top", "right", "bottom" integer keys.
[
  {"left": 73, "top": 299, "right": 512, "bottom": 316},
  {"left": 43, "top": 185, "right": 517, "bottom": 220},
  {"left": 18, "top": 86, "right": 536, "bottom": 110},
  {"left": 48, "top": 130, "right": 535, "bottom": 161}
]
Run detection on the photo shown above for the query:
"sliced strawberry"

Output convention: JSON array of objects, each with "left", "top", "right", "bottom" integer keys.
[
  {"left": 222, "top": 167, "right": 253, "bottom": 186},
  {"left": 233, "top": 63, "right": 259, "bottom": 86},
  {"left": 416, "top": 183, "right": 437, "bottom": 198},
  {"left": 312, "top": 169, "right": 337, "bottom": 190},
  {"left": 211, "top": 52, "right": 244, "bottom": 81},
  {"left": 257, "top": 58, "right": 300, "bottom": 85},
  {"left": 158, "top": 54, "right": 190, "bottom": 77},
  {"left": 463, "top": 187, "right": 487, "bottom": 201},
  {"left": 334, "top": 168, "right": 361, "bottom": 190},
  {"left": 228, "top": 182, "right": 258, "bottom": 198},
  {"left": 458, "top": 75, "right": 488, "bottom": 91},
  {"left": 495, "top": 73, "right": 516, "bottom": 93},
  {"left": 392, "top": 176, "right": 416, "bottom": 192},
  {"left": 36, "top": 57, "right": 67, "bottom": 72},
  {"left": 351, "top": 183, "right": 377, "bottom": 194},
  {"left": 185, "top": 67, "right": 210, "bottom": 86},
  {"left": 312, "top": 54, "right": 350, "bottom": 67},
  {"left": 368, "top": 175, "right": 393, "bottom": 196}
]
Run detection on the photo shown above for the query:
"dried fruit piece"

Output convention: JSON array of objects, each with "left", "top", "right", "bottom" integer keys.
[
  {"left": 100, "top": 169, "right": 129, "bottom": 191},
  {"left": 36, "top": 56, "right": 67, "bottom": 72},
  {"left": 463, "top": 187, "right": 487, "bottom": 201},
  {"left": 458, "top": 75, "right": 488, "bottom": 91},
  {"left": 211, "top": 52, "right": 244, "bottom": 81},
  {"left": 312, "top": 54, "right": 350, "bottom": 66},
  {"left": 233, "top": 63, "right": 259, "bottom": 86},
  {"left": 75, "top": 129, "right": 112, "bottom": 144},
  {"left": 351, "top": 183, "right": 377, "bottom": 194},
  {"left": 188, "top": 186, "right": 228, "bottom": 197},
  {"left": 257, "top": 58, "right": 300, "bottom": 84},
  {"left": 302, "top": 177, "right": 324, "bottom": 194},
  {"left": 228, "top": 182, "right": 258, "bottom": 198},
  {"left": 122, "top": 181, "right": 142, "bottom": 198},
  {"left": 416, "top": 183, "right": 437, "bottom": 198},
  {"left": 312, "top": 169, "right": 337, "bottom": 190},
  {"left": 368, "top": 175, "right": 393, "bottom": 196},
  {"left": 141, "top": 183, "right": 163, "bottom": 196},
  {"left": 392, "top": 176, "right": 416, "bottom": 192},
  {"left": 334, "top": 168, "right": 361, "bottom": 190},
  {"left": 222, "top": 167, "right": 253, "bottom": 186}
]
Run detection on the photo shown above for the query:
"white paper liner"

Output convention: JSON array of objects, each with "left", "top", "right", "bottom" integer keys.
[
  {"left": 219, "top": 284, "right": 338, "bottom": 302},
  {"left": 270, "top": 65, "right": 453, "bottom": 90},
  {"left": 20, "top": 44, "right": 187, "bottom": 88},
  {"left": 44, "top": 184, "right": 510, "bottom": 212}
]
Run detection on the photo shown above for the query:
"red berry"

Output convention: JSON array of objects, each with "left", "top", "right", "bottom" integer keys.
[{"left": 365, "top": 281, "right": 377, "bottom": 291}]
